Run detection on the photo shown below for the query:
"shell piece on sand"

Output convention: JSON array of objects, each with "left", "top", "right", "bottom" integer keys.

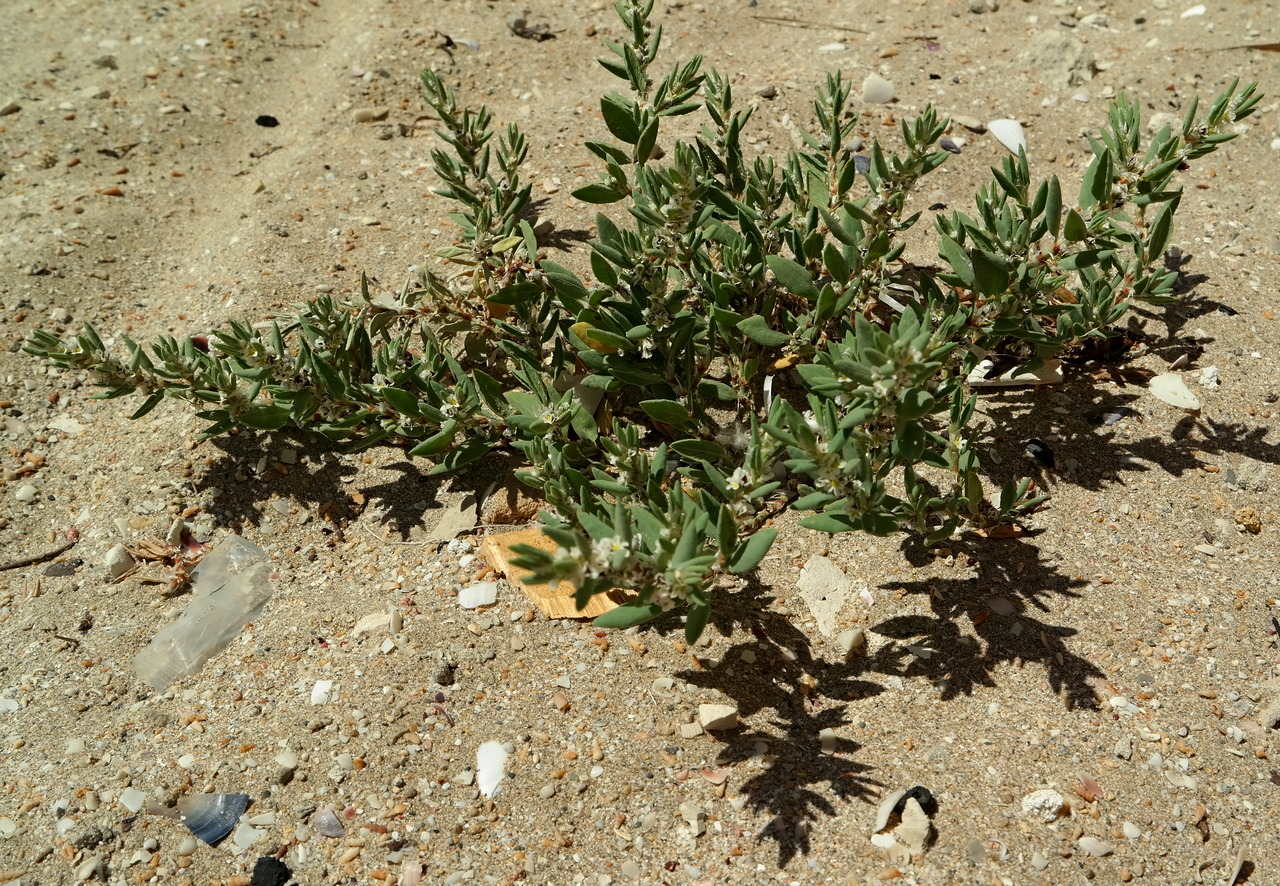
[
  {"left": 476, "top": 741, "right": 509, "bottom": 798},
  {"left": 988, "top": 118, "right": 1026, "bottom": 154},
  {"left": 895, "top": 798, "right": 932, "bottom": 852},
  {"left": 1149, "top": 373, "right": 1201, "bottom": 411},
  {"left": 176, "top": 793, "right": 249, "bottom": 845}
]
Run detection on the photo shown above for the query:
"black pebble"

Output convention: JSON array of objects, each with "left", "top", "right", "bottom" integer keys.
[
  {"left": 249, "top": 856, "right": 292, "bottom": 886},
  {"left": 43, "top": 559, "right": 81, "bottom": 577},
  {"left": 1023, "top": 438, "right": 1055, "bottom": 469},
  {"left": 255, "top": 115, "right": 279, "bottom": 127}
]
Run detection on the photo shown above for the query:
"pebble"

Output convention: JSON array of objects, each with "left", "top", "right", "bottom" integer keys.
[
  {"left": 176, "top": 836, "right": 197, "bottom": 856},
  {"left": 1020, "top": 789, "right": 1064, "bottom": 822},
  {"left": 458, "top": 582, "right": 498, "bottom": 609},
  {"left": 1076, "top": 836, "right": 1114, "bottom": 857},
  {"left": 312, "top": 808, "right": 344, "bottom": 838},
  {"left": 951, "top": 115, "right": 986, "bottom": 132},
  {"left": 1114, "top": 736, "right": 1133, "bottom": 760},
  {"left": 698, "top": 703, "right": 740, "bottom": 731},
  {"left": 310, "top": 680, "right": 334, "bottom": 705},
  {"left": 118, "top": 787, "right": 146, "bottom": 813},
  {"left": 13, "top": 484, "right": 37, "bottom": 503},
  {"left": 679, "top": 801, "right": 706, "bottom": 837},
  {"left": 678, "top": 722, "right": 704, "bottom": 739},
  {"left": 230, "top": 820, "right": 263, "bottom": 850},
  {"left": 352, "top": 107, "right": 389, "bottom": 123},
  {"left": 1122, "top": 821, "right": 1141, "bottom": 839},
  {"left": 75, "top": 856, "right": 102, "bottom": 882},
  {"left": 861, "top": 73, "right": 895, "bottom": 104},
  {"left": 538, "top": 783, "right": 557, "bottom": 799},
  {"left": 104, "top": 543, "right": 134, "bottom": 579},
  {"left": 837, "top": 628, "right": 867, "bottom": 659}
]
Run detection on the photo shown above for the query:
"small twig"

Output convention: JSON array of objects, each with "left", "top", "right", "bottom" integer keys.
[
  {"left": 360, "top": 522, "right": 430, "bottom": 547},
  {"left": 46, "top": 631, "right": 81, "bottom": 650},
  {"left": 0, "top": 537, "right": 78, "bottom": 572},
  {"left": 750, "top": 14, "right": 866, "bottom": 34}
]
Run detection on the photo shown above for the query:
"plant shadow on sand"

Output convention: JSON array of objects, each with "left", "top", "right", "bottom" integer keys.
[
  {"left": 192, "top": 434, "right": 517, "bottom": 541},
  {"left": 667, "top": 532, "right": 1099, "bottom": 866}
]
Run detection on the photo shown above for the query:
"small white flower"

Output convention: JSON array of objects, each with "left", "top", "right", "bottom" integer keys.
[{"left": 726, "top": 467, "right": 750, "bottom": 493}]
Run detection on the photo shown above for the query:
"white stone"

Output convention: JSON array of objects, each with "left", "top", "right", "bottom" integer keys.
[
  {"left": 1181, "top": 4, "right": 1205, "bottom": 16},
  {"left": 13, "top": 484, "right": 37, "bottom": 503},
  {"left": 230, "top": 820, "right": 263, "bottom": 851},
  {"left": 476, "top": 741, "right": 508, "bottom": 798},
  {"left": 797, "top": 555, "right": 852, "bottom": 637},
  {"left": 104, "top": 543, "right": 134, "bottom": 579},
  {"left": 458, "top": 582, "right": 498, "bottom": 609},
  {"left": 351, "top": 612, "right": 391, "bottom": 636},
  {"left": 1020, "top": 789, "right": 1064, "bottom": 822},
  {"left": 698, "top": 703, "right": 740, "bottom": 731},
  {"left": 1122, "top": 821, "right": 1142, "bottom": 839},
  {"left": 861, "top": 73, "right": 895, "bottom": 104},
  {"left": 836, "top": 628, "right": 867, "bottom": 659},
  {"left": 1076, "top": 836, "right": 1114, "bottom": 857},
  {"left": 309, "top": 680, "right": 334, "bottom": 705},
  {"left": 988, "top": 119, "right": 1027, "bottom": 155}
]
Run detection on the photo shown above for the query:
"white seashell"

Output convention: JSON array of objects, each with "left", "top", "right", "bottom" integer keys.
[
  {"left": 1149, "top": 373, "right": 1201, "bottom": 411},
  {"left": 987, "top": 118, "right": 1027, "bottom": 154},
  {"left": 476, "top": 741, "right": 509, "bottom": 798}
]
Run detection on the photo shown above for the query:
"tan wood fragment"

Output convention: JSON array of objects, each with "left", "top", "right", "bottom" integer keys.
[{"left": 480, "top": 528, "right": 631, "bottom": 618}]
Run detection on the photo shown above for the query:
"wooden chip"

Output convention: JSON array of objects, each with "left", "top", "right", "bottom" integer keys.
[{"left": 480, "top": 528, "right": 632, "bottom": 619}]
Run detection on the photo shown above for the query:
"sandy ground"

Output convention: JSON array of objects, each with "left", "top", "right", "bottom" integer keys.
[{"left": 2, "top": 0, "right": 1280, "bottom": 884}]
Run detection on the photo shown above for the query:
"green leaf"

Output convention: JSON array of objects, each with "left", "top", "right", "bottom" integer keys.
[
  {"left": 640, "top": 399, "right": 692, "bottom": 428},
  {"left": 766, "top": 255, "right": 819, "bottom": 300},
  {"left": 728, "top": 528, "right": 776, "bottom": 574},
  {"left": 485, "top": 281, "right": 542, "bottom": 306},
  {"left": 736, "top": 314, "right": 789, "bottom": 347},
  {"left": 601, "top": 93, "right": 640, "bottom": 144},
  {"left": 684, "top": 602, "right": 711, "bottom": 644},
  {"left": 594, "top": 603, "right": 664, "bottom": 629},
  {"left": 381, "top": 387, "right": 422, "bottom": 416},
  {"left": 800, "top": 513, "right": 857, "bottom": 533},
  {"left": 238, "top": 403, "right": 290, "bottom": 431},
  {"left": 671, "top": 439, "right": 725, "bottom": 462},
  {"left": 409, "top": 419, "right": 459, "bottom": 456},
  {"left": 572, "top": 183, "right": 626, "bottom": 204},
  {"left": 970, "top": 249, "right": 1009, "bottom": 295},
  {"left": 1063, "top": 208, "right": 1087, "bottom": 242},
  {"left": 1044, "top": 175, "right": 1062, "bottom": 239},
  {"left": 129, "top": 391, "right": 165, "bottom": 420},
  {"left": 938, "top": 235, "right": 974, "bottom": 288}
]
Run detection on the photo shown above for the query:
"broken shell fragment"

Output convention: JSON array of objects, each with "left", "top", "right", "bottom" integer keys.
[{"left": 176, "top": 793, "right": 249, "bottom": 846}]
